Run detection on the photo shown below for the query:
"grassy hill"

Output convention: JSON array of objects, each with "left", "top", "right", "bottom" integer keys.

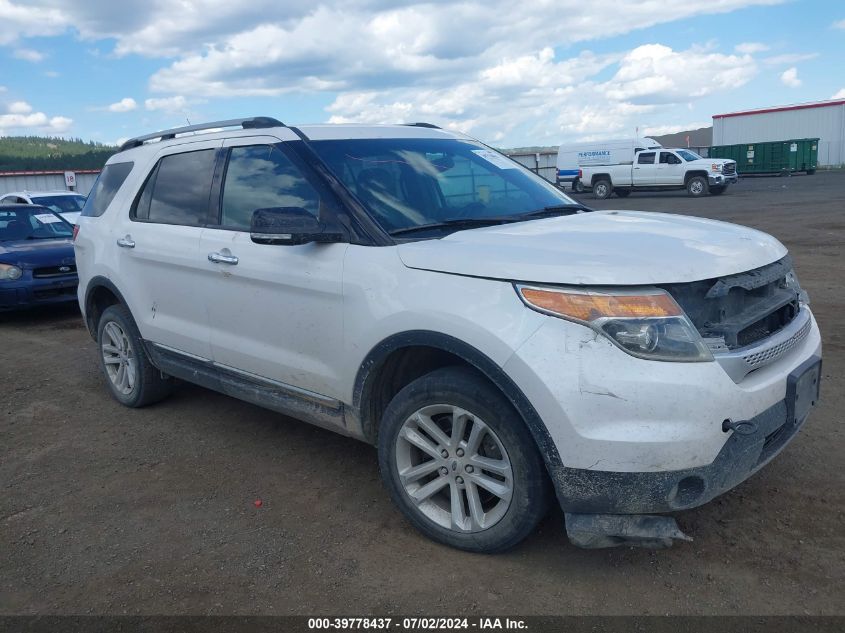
[{"left": 0, "top": 136, "right": 117, "bottom": 172}]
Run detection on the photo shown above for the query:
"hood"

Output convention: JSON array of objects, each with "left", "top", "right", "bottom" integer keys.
[
  {"left": 397, "top": 211, "right": 787, "bottom": 286},
  {"left": 0, "top": 238, "right": 75, "bottom": 269}
]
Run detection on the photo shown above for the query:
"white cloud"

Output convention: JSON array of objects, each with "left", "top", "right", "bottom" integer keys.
[
  {"left": 106, "top": 97, "right": 137, "bottom": 112},
  {"left": 44, "top": 70, "right": 60, "bottom": 78},
  {"left": 7, "top": 100, "right": 32, "bottom": 114},
  {"left": 780, "top": 67, "right": 801, "bottom": 88},
  {"left": 13, "top": 48, "right": 45, "bottom": 62},
  {"left": 144, "top": 95, "right": 188, "bottom": 111},
  {"left": 0, "top": 1, "right": 68, "bottom": 45},
  {"left": 328, "top": 43, "right": 755, "bottom": 146},
  {"left": 0, "top": 101, "right": 71, "bottom": 133},
  {"left": 763, "top": 52, "right": 818, "bottom": 65},
  {"left": 832, "top": 88, "right": 845, "bottom": 99},
  {"left": 601, "top": 44, "right": 756, "bottom": 103},
  {"left": 833, "top": 19, "right": 845, "bottom": 29},
  {"left": 735, "top": 42, "right": 769, "bottom": 54}
]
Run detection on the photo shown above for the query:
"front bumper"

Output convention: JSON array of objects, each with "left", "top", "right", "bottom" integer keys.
[
  {"left": 554, "top": 359, "right": 819, "bottom": 514},
  {"left": 0, "top": 275, "right": 78, "bottom": 310},
  {"left": 503, "top": 307, "right": 821, "bottom": 514},
  {"left": 709, "top": 173, "right": 738, "bottom": 186}
]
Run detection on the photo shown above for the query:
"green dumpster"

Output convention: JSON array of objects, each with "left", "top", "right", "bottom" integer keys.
[{"left": 709, "top": 138, "right": 818, "bottom": 175}]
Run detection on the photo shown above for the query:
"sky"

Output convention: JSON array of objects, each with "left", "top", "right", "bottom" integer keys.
[{"left": 0, "top": 0, "right": 843, "bottom": 148}]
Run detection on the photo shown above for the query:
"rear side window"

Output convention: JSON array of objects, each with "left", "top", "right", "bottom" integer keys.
[
  {"left": 81, "top": 162, "right": 134, "bottom": 217},
  {"left": 134, "top": 149, "right": 216, "bottom": 226},
  {"left": 637, "top": 152, "right": 655, "bottom": 164}
]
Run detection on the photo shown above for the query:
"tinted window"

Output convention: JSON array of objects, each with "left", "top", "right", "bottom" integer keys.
[
  {"left": 637, "top": 152, "right": 655, "bottom": 164},
  {"left": 134, "top": 149, "right": 216, "bottom": 226},
  {"left": 220, "top": 145, "right": 319, "bottom": 229},
  {"left": 82, "top": 162, "right": 134, "bottom": 217},
  {"left": 659, "top": 152, "right": 681, "bottom": 165}
]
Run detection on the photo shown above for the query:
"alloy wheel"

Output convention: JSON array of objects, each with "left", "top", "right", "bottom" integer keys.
[
  {"left": 394, "top": 404, "right": 513, "bottom": 533},
  {"left": 101, "top": 321, "right": 137, "bottom": 395}
]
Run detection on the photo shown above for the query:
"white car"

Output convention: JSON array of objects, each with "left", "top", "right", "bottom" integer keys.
[
  {"left": 73, "top": 117, "right": 821, "bottom": 552},
  {"left": 0, "top": 190, "right": 86, "bottom": 224}
]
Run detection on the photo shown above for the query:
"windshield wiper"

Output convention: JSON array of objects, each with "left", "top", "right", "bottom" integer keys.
[
  {"left": 518, "top": 203, "right": 592, "bottom": 218},
  {"left": 390, "top": 217, "right": 515, "bottom": 236}
]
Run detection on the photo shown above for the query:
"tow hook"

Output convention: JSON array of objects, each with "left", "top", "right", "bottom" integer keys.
[
  {"left": 722, "top": 418, "right": 759, "bottom": 435},
  {"left": 564, "top": 513, "right": 692, "bottom": 549}
]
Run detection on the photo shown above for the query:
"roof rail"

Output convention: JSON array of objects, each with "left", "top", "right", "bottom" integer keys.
[
  {"left": 404, "top": 122, "right": 441, "bottom": 129},
  {"left": 119, "top": 116, "right": 284, "bottom": 152}
]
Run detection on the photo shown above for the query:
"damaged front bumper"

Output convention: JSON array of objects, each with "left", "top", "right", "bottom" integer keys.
[{"left": 559, "top": 356, "right": 820, "bottom": 547}]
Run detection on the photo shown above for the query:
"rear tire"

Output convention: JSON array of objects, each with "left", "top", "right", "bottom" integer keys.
[
  {"left": 592, "top": 179, "right": 612, "bottom": 200},
  {"left": 686, "top": 176, "right": 708, "bottom": 197},
  {"left": 573, "top": 179, "right": 585, "bottom": 193},
  {"left": 377, "top": 366, "right": 549, "bottom": 553},
  {"left": 97, "top": 304, "right": 172, "bottom": 408}
]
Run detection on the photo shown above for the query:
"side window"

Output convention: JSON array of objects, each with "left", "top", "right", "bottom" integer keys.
[
  {"left": 659, "top": 152, "right": 680, "bottom": 165},
  {"left": 134, "top": 149, "right": 216, "bottom": 226},
  {"left": 637, "top": 152, "right": 655, "bottom": 165},
  {"left": 220, "top": 145, "right": 320, "bottom": 230},
  {"left": 82, "top": 162, "right": 134, "bottom": 218}
]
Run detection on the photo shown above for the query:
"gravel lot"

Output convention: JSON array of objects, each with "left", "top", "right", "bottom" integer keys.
[{"left": 2, "top": 171, "right": 843, "bottom": 616}]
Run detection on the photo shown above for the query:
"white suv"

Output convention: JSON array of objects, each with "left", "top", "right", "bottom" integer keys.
[{"left": 74, "top": 117, "right": 821, "bottom": 552}]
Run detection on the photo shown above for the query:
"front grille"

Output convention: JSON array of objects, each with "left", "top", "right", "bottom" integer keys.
[
  {"left": 33, "top": 284, "right": 77, "bottom": 299},
  {"left": 33, "top": 265, "right": 76, "bottom": 278},
  {"left": 742, "top": 316, "right": 811, "bottom": 370},
  {"left": 723, "top": 163, "right": 736, "bottom": 176}
]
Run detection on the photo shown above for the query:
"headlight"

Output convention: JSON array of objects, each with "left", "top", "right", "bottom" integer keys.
[
  {"left": 782, "top": 269, "right": 809, "bottom": 305},
  {"left": 0, "top": 263, "right": 23, "bottom": 281},
  {"left": 517, "top": 285, "right": 713, "bottom": 362}
]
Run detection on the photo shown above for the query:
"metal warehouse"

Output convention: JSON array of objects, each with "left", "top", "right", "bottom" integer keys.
[
  {"left": 0, "top": 170, "right": 100, "bottom": 197},
  {"left": 713, "top": 99, "right": 845, "bottom": 167}
]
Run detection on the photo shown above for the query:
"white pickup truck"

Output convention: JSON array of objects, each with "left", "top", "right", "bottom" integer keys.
[{"left": 582, "top": 147, "right": 737, "bottom": 199}]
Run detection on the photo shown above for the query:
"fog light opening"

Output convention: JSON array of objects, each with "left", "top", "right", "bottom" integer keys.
[{"left": 669, "top": 476, "right": 706, "bottom": 509}]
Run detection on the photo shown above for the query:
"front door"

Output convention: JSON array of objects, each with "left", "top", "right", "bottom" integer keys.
[
  {"left": 655, "top": 151, "right": 685, "bottom": 185},
  {"left": 199, "top": 135, "right": 348, "bottom": 400}
]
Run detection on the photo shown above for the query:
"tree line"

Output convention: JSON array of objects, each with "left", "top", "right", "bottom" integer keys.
[{"left": 0, "top": 136, "right": 117, "bottom": 172}]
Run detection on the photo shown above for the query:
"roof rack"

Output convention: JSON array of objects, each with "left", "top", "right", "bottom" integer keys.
[
  {"left": 404, "top": 122, "right": 441, "bottom": 129},
  {"left": 119, "top": 116, "right": 284, "bottom": 152}
]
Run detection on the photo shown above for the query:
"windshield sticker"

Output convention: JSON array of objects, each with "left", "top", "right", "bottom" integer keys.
[
  {"left": 34, "top": 213, "right": 62, "bottom": 224},
  {"left": 471, "top": 149, "right": 519, "bottom": 170}
]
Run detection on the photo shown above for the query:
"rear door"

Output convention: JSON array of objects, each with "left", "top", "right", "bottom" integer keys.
[
  {"left": 632, "top": 151, "right": 656, "bottom": 185},
  {"left": 112, "top": 140, "right": 222, "bottom": 359},
  {"left": 655, "top": 151, "right": 685, "bottom": 185},
  {"left": 198, "top": 135, "right": 349, "bottom": 400}
]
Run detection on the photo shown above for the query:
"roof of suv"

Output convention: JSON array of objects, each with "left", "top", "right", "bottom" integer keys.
[{"left": 108, "top": 117, "right": 466, "bottom": 165}]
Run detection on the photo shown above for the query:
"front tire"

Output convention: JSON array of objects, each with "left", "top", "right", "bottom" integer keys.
[
  {"left": 97, "top": 304, "right": 172, "bottom": 408},
  {"left": 377, "top": 367, "right": 549, "bottom": 553},
  {"left": 592, "top": 179, "right": 612, "bottom": 200},
  {"left": 686, "top": 175, "right": 708, "bottom": 197}
]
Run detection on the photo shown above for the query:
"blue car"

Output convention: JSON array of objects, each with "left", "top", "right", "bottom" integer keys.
[{"left": 0, "top": 204, "right": 78, "bottom": 311}]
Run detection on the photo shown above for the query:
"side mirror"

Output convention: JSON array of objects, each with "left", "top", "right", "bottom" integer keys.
[{"left": 250, "top": 207, "right": 344, "bottom": 246}]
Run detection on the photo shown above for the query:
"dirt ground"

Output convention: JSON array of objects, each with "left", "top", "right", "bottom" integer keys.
[{"left": 2, "top": 171, "right": 844, "bottom": 616}]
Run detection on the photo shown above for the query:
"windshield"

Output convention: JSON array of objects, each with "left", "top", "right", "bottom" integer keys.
[
  {"left": 0, "top": 207, "right": 73, "bottom": 241},
  {"left": 308, "top": 138, "right": 576, "bottom": 235},
  {"left": 30, "top": 195, "right": 86, "bottom": 214},
  {"left": 676, "top": 149, "right": 702, "bottom": 162}
]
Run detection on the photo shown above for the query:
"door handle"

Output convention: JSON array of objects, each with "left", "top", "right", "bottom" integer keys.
[
  {"left": 208, "top": 252, "right": 239, "bottom": 265},
  {"left": 116, "top": 236, "right": 135, "bottom": 248}
]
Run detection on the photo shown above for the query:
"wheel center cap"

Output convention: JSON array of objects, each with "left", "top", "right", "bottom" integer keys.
[{"left": 451, "top": 460, "right": 458, "bottom": 472}]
